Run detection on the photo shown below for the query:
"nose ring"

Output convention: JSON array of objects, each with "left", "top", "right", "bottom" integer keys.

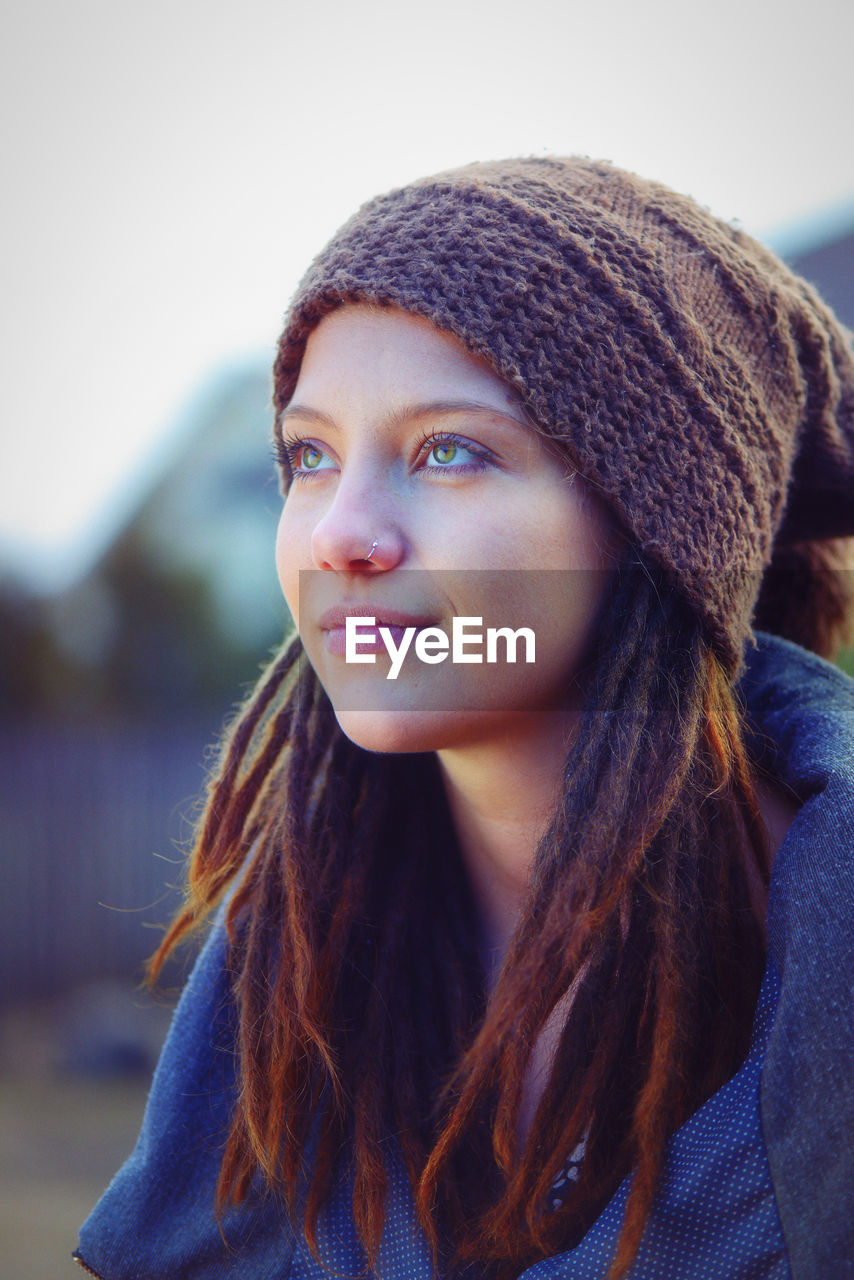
[{"left": 365, "top": 539, "right": 379, "bottom": 562}]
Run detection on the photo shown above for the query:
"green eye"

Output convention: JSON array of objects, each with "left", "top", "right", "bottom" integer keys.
[
  {"left": 431, "top": 442, "right": 458, "bottom": 465},
  {"left": 421, "top": 435, "right": 493, "bottom": 474},
  {"left": 302, "top": 446, "right": 325, "bottom": 470}
]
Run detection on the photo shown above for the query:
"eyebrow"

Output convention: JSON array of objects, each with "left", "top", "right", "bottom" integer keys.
[{"left": 278, "top": 399, "right": 528, "bottom": 433}]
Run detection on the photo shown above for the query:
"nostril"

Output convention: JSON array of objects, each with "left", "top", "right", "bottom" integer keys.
[{"left": 311, "top": 521, "right": 403, "bottom": 573}]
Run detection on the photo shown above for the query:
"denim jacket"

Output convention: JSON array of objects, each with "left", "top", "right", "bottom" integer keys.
[{"left": 75, "top": 635, "right": 854, "bottom": 1278}]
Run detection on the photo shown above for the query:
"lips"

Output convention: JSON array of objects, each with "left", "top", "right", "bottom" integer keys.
[{"left": 317, "top": 603, "right": 439, "bottom": 658}]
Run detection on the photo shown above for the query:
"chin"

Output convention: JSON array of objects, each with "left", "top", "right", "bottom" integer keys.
[
  {"left": 333, "top": 703, "right": 544, "bottom": 755},
  {"left": 333, "top": 707, "right": 464, "bottom": 754}
]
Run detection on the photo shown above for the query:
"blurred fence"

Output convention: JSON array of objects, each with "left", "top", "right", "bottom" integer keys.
[{"left": 0, "top": 719, "right": 218, "bottom": 1003}]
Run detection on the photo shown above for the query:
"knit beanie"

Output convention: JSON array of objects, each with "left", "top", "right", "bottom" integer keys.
[{"left": 273, "top": 157, "right": 854, "bottom": 673}]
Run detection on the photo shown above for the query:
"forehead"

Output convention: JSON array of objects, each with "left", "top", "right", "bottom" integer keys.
[{"left": 293, "top": 304, "right": 522, "bottom": 414}]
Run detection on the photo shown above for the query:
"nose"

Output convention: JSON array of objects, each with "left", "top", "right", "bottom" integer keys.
[{"left": 310, "top": 473, "right": 406, "bottom": 572}]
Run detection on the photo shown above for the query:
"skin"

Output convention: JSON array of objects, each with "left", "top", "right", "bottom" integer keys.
[{"left": 275, "top": 303, "right": 619, "bottom": 960}]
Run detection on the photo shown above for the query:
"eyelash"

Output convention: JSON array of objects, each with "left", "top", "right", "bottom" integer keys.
[
  {"left": 275, "top": 430, "right": 495, "bottom": 480},
  {"left": 414, "top": 430, "right": 494, "bottom": 474},
  {"left": 275, "top": 432, "right": 318, "bottom": 477}
]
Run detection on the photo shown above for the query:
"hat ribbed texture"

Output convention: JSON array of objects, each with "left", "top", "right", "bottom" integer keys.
[{"left": 273, "top": 157, "right": 854, "bottom": 672}]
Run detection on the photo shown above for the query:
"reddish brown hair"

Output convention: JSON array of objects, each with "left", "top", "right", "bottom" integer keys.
[{"left": 148, "top": 555, "right": 797, "bottom": 1279}]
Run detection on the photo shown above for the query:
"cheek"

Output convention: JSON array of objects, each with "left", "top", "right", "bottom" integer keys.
[
  {"left": 553, "top": 484, "right": 618, "bottom": 573},
  {"left": 275, "top": 504, "right": 303, "bottom": 626}
]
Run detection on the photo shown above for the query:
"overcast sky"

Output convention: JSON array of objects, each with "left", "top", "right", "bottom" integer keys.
[{"left": 2, "top": 0, "right": 853, "bottom": 591}]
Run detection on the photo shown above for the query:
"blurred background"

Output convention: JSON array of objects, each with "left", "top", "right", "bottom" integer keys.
[{"left": 1, "top": 0, "right": 853, "bottom": 1274}]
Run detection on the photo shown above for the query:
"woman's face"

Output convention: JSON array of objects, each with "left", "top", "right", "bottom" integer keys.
[{"left": 275, "top": 304, "right": 617, "bottom": 753}]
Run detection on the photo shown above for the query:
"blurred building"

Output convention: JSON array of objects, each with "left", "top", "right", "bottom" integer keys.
[
  {"left": 1, "top": 361, "right": 289, "bottom": 1004},
  {"left": 2, "top": 363, "right": 287, "bottom": 724}
]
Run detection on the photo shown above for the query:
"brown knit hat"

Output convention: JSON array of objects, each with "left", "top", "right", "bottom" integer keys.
[{"left": 273, "top": 157, "right": 854, "bottom": 673}]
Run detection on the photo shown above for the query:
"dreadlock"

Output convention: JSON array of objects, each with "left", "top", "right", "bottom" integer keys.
[{"left": 150, "top": 557, "right": 772, "bottom": 1280}]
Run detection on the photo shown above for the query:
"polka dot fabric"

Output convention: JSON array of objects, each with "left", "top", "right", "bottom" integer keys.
[
  {"left": 521, "top": 965, "right": 791, "bottom": 1280},
  {"left": 281, "top": 964, "right": 788, "bottom": 1280}
]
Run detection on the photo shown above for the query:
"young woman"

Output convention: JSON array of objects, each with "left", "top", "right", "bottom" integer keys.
[{"left": 76, "top": 157, "right": 854, "bottom": 1279}]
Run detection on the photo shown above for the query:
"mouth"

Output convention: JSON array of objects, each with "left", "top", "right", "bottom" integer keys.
[{"left": 317, "top": 603, "right": 439, "bottom": 658}]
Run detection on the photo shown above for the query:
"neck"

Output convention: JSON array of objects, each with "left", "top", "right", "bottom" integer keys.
[{"left": 437, "top": 710, "right": 573, "bottom": 985}]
